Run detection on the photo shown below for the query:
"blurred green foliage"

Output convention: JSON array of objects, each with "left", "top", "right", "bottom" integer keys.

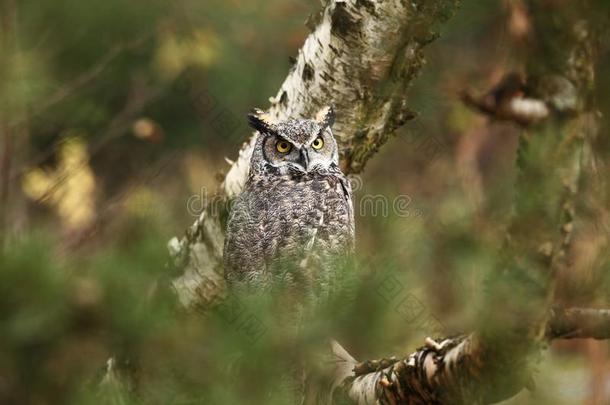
[{"left": 1, "top": 0, "right": 609, "bottom": 404}]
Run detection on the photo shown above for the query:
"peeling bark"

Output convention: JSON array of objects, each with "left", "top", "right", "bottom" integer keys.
[{"left": 331, "top": 307, "right": 610, "bottom": 404}]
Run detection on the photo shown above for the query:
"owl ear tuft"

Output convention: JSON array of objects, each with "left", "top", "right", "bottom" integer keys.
[
  {"left": 315, "top": 105, "right": 336, "bottom": 128},
  {"left": 247, "top": 108, "right": 277, "bottom": 135}
]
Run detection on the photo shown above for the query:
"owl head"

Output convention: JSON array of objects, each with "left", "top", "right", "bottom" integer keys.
[{"left": 247, "top": 106, "right": 339, "bottom": 175}]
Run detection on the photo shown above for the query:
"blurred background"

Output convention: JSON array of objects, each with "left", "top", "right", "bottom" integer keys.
[{"left": 1, "top": 0, "right": 609, "bottom": 404}]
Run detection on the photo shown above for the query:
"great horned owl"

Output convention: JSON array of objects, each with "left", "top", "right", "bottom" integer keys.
[{"left": 223, "top": 106, "right": 354, "bottom": 294}]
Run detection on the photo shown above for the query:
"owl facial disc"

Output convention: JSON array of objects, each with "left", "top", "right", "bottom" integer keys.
[{"left": 248, "top": 106, "right": 339, "bottom": 175}]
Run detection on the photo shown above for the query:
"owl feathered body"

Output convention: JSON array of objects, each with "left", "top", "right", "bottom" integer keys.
[{"left": 223, "top": 107, "right": 354, "bottom": 293}]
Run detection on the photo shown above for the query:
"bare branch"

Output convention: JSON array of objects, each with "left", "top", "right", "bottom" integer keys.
[
  {"left": 546, "top": 307, "right": 610, "bottom": 340},
  {"left": 30, "top": 32, "right": 154, "bottom": 120},
  {"left": 332, "top": 307, "right": 610, "bottom": 404}
]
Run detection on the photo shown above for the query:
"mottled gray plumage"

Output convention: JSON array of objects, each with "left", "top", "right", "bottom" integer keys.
[{"left": 223, "top": 106, "right": 354, "bottom": 294}]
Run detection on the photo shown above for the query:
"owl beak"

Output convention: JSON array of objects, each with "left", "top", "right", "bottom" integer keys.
[{"left": 298, "top": 148, "right": 310, "bottom": 171}]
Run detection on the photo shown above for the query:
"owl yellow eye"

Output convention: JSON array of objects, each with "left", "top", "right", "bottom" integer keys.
[
  {"left": 276, "top": 140, "right": 292, "bottom": 153},
  {"left": 311, "top": 137, "right": 324, "bottom": 150}
]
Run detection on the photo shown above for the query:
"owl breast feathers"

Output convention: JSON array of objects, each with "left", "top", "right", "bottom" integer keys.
[{"left": 223, "top": 106, "right": 355, "bottom": 290}]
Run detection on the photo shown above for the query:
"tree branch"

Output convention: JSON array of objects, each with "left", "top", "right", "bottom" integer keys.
[
  {"left": 546, "top": 307, "right": 610, "bottom": 340},
  {"left": 331, "top": 307, "right": 610, "bottom": 404}
]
